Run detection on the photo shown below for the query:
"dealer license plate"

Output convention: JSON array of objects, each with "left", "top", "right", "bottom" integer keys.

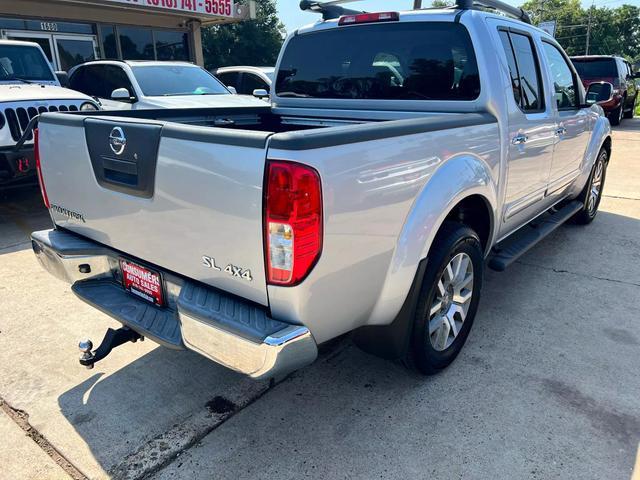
[{"left": 119, "top": 259, "right": 164, "bottom": 306}]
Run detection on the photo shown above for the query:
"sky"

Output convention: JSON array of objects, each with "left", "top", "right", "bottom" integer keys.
[{"left": 275, "top": 0, "right": 639, "bottom": 32}]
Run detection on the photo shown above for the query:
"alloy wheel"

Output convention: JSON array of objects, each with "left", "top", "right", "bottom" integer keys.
[
  {"left": 428, "top": 252, "right": 474, "bottom": 351},
  {"left": 587, "top": 156, "right": 604, "bottom": 216}
]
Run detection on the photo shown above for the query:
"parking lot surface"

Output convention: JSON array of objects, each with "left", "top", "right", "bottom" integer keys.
[{"left": 1, "top": 121, "right": 639, "bottom": 480}]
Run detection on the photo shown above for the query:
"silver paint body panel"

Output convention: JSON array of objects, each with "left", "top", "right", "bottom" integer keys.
[{"left": 36, "top": 9, "right": 612, "bottom": 348}]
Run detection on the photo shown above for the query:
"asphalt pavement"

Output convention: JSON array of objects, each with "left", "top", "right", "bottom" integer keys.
[{"left": 0, "top": 120, "right": 639, "bottom": 480}]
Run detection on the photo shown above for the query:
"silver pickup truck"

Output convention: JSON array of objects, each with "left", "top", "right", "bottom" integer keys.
[{"left": 32, "top": 0, "right": 612, "bottom": 380}]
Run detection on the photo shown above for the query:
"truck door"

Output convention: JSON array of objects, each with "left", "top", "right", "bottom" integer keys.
[
  {"left": 539, "top": 40, "right": 590, "bottom": 198},
  {"left": 494, "top": 25, "right": 556, "bottom": 237}
]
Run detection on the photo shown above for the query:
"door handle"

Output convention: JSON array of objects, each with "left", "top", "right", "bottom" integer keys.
[
  {"left": 556, "top": 126, "right": 567, "bottom": 136},
  {"left": 512, "top": 134, "right": 528, "bottom": 145}
]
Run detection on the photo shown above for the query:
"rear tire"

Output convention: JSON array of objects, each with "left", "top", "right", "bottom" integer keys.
[
  {"left": 623, "top": 95, "right": 636, "bottom": 119},
  {"left": 609, "top": 100, "right": 624, "bottom": 126},
  {"left": 572, "top": 148, "right": 608, "bottom": 225},
  {"left": 403, "top": 222, "right": 483, "bottom": 375}
]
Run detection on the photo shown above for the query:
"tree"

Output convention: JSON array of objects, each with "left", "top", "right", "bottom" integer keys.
[
  {"left": 202, "top": 0, "right": 286, "bottom": 70},
  {"left": 521, "top": 0, "right": 640, "bottom": 61}
]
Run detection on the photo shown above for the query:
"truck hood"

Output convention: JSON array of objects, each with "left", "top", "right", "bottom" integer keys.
[
  {"left": 0, "top": 83, "right": 94, "bottom": 102},
  {"left": 142, "top": 94, "right": 267, "bottom": 109}
]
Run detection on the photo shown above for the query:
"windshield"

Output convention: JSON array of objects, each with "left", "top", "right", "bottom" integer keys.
[
  {"left": 275, "top": 22, "right": 480, "bottom": 101},
  {"left": 572, "top": 58, "right": 617, "bottom": 79},
  {"left": 132, "top": 65, "right": 229, "bottom": 96},
  {"left": 0, "top": 45, "right": 54, "bottom": 82}
]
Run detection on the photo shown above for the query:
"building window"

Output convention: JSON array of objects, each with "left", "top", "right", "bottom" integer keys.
[
  {"left": 100, "top": 25, "right": 118, "bottom": 59},
  {"left": 155, "top": 30, "right": 189, "bottom": 61},
  {"left": 119, "top": 26, "right": 154, "bottom": 60}
]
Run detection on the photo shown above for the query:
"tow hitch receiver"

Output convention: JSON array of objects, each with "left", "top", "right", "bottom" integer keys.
[{"left": 79, "top": 327, "right": 143, "bottom": 369}]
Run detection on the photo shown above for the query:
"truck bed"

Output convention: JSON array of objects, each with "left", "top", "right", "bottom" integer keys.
[{"left": 37, "top": 106, "right": 496, "bottom": 312}]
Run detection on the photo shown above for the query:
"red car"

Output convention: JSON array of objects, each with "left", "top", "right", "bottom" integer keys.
[{"left": 571, "top": 55, "right": 639, "bottom": 125}]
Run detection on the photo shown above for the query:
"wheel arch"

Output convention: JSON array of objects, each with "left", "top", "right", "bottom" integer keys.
[{"left": 366, "top": 154, "right": 497, "bottom": 328}]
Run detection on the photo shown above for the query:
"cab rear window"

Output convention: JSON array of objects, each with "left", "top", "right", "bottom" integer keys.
[{"left": 276, "top": 22, "right": 480, "bottom": 101}]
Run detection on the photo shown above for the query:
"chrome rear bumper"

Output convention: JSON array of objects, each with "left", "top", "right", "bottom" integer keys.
[{"left": 32, "top": 229, "right": 317, "bottom": 380}]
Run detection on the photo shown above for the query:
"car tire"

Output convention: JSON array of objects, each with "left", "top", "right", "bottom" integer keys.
[
  {"left": 572, "top": 148, "right": 608, "bottom": 225},
  {"left": 403, "top": 221, "right": 483, "bottom": 375},
  {"left": 623, "top": 94, "right": 636, "bottom": 119},
  {"left": 609, "top": 101, "right": 623, "bottom": 126}
]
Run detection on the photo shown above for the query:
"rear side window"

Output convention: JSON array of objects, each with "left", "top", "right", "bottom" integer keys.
[
  {"left": 276, "top": 22, "right": 480, "bottom": 101},
  {"left": 498, "top": 30, "right": 543, "bottom": 112}
]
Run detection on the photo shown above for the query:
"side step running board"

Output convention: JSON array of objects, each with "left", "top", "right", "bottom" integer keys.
[{"left": 488, "top": 200, "right": 583, "bottom": 271}]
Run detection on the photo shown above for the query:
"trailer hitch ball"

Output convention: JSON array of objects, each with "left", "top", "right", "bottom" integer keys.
[
  {"left": 79, "top": 339, "right": 95, "bottom": 370},
  {"left": 78, "top": 327, "right": 142, "bottom": 369}
]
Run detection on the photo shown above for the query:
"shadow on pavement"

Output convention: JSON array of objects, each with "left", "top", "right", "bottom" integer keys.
[
  {"left": 0, "top": 186, "right": 51, "bottom": 254},
  {"left": 42, "top": 211, "right": 640, "bottom": 479}
]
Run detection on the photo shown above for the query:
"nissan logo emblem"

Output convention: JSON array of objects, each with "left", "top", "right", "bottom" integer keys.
[{"left": 109, "top": 127, "right": 126, "bottom": 155}]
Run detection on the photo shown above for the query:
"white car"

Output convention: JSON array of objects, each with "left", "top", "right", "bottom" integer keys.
[
  {"left": 0, "top": 39, "right": 99, "bottom": 189},
  {"left": 68, "top": 60, "right": 267, "bottom": 110},
  {"left": 215, "top": 66, "right": 274, "bottom": 98}
]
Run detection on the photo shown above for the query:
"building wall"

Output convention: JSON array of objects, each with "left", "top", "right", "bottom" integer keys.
[{"left": 0, "top": 0, "right": 204, "bottom": 65}]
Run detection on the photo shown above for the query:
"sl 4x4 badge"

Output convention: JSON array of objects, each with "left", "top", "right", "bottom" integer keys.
[{"left": 202, "top": 255, "right": 253, "bottom": 282}]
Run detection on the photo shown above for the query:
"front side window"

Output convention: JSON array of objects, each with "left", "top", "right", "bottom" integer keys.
[
  {"left": 132, "top": 65, "right": 229, "bottom": 96},
  {"left": 241, "top": 73, "right": 269, "bottom": 94},
  {"left": 216, "top": 71, "right": 239, "bottom": 89},
  {"left": 542, "top": 42, "right": 578, "bottom": 109},
  {"left": 276, "top": 22, "right": 480, "bottom": 101},
  {"left": 0, "top": 45, "right": 54, "bottom": 81},
  {"left": 102, "top": 66, "right": 134, "bottom": 98}
]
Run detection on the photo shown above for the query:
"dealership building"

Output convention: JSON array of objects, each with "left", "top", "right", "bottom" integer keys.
[{"left": 0, "top": 0, "right": 252, "bottom": 71}]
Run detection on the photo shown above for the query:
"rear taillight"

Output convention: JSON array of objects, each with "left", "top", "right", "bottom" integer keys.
[
  {"left": 34, "top": 128, "right": 50, "bottom": 209},
  {"left": 264, "top": 160, "right": 322, "bottom": 286},
  {"left": 339, "top": 11, "right": 399, "bottom": 25}
]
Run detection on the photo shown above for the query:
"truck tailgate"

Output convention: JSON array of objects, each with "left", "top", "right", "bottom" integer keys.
[{"left": 38, "top": 114, "right": 272, "bottom": 306}]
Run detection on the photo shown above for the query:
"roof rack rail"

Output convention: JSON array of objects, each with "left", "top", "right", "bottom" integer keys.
[
  {"left": 299, "top": 0, "right": 365, "bottom": 20},
  {"left": 300, "top": 0, "right": 531, "bottom": 25},
  {"left": 456, "top": 0, "right": 531, "bottom": 24}
]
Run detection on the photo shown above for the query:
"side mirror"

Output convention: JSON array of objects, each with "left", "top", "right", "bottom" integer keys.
[
  {"left": 226, "top": 85, "right": 237, "bottom": 94},
  {"left": 633, "top": 72, "right": 640, "bottom": 79},
  {"left": 55, "top": 71, "right": 69, "bottom": 88},
  {"left": 585, "top": 82, "right": 613, "bottom": 106},
  {"left": 111, "top": 88, "right": 135, "bottom": 102},
  {"left": 253, "top": 88, "right": 269, "bottom": 98}
]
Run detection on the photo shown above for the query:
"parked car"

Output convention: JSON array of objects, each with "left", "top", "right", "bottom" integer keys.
[
  {"left": 215, "top": 66, "right": 274, "bottom": 98},
  {"left": 571, "top": 55, "right": 638, "bottom": 125},
  {"left": 67, "top": 60, "right": 267, "bottom": 110},
  {"left": 0, "top": 40, "right": 99, "bottom": 190},
  {"left": 33, "top": 0, "right": 611, "bottom": 380}
]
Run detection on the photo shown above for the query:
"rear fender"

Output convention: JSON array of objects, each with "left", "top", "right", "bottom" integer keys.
[{"left": 366, "top": 153, "right": 497, "bottom": 328}]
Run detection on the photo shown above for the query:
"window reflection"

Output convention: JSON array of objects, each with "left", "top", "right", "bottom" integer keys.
[
  {"left": 101, "top": 25, "right": 118, "bottom": 59},
  {"left": 119, "top": 26, "right": 154, "bottom": 60},
  {"left": 155, "top": 30, "right": 189, "bottom": 61}
]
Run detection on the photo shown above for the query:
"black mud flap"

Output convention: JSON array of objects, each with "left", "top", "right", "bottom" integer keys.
[{"left": 353, "top": 258, "right": 428, "bottom": 360}]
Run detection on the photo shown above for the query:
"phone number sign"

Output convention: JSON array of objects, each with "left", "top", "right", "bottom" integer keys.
[{"left": 101, "top": 0, "right": 235, "bottom": 18}]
